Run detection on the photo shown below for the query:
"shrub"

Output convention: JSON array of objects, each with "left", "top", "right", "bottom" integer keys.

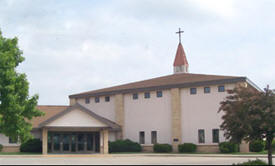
[
  {"left": 178, "top": 143, "right": 197, "bottom": 153},
  {"left": 20, "top": 138, "right": 42, "bottom": 153},
  {"left": 219, "top": 142, "right": 238, "bottom": 153},
  {"left": 234, "top": 159, "right": 267, "bottom": 165},
  {"left": 0, "top": 144, "right": 3, "bottom": 152},
  {"left": 249, "top": 140, "right": 264, "bottom": 152},
  {"left": 153, "top": 144, "right": 172, "bottom": 153},
  {"left": 109, "top": 139, "right": 142, "bottom": 153},
  {"left": 264, "top": 140, "right": 275, "bottom": 152}
]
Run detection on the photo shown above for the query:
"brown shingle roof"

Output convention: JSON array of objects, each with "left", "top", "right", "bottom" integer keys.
[
  {"left": 31, "top": 105, "right": 68, "bottom": 128},
  {"left": 69, "top": 73, "right": 248, "bottom": 98}
]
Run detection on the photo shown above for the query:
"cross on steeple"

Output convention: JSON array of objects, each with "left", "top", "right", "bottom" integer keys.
[{"left": 176, "top": 28, "right": 184, "bottom": 43}]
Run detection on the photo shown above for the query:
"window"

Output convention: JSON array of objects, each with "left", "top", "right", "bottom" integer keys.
[
  {"left": 198, "top": 129, "right": 205, "bottom": 143},
  {"left": 95, "top": 97, "right": 100, "bottom": 103},
  {"left": 212, "top": 129, "right": 220, "bottom": 143},
  {"left": 105, "top": 96, "right": 110, "bottom": 102},
  {"left": 144, "top": 92, "right": 150, "bottom": 99},
  {"left": 204, "top": 87, "right": 210, "bottom": 93},
  {"left": 133, "top": 93, "right": 138, "bottom": 100},
  {"left": 9, "top": 137, "right": 17, "bottom": 144},
  {"left": 190, "top": 88, "right": 197, "bottom": 95},
  {"left": 218, "top": 85, "right": 225, "bottom": 92},
  {"left": 139, "top": 131, "right": 145, "bottom": 144},
  {"left": 151, "top": 131, "right": 157, "bottom": 144},
  {"left": 156, "top": 91, "right": 163, "bottom": 98},
  {"left": 85, "top": 97, "right": 90, "bottom": 104}
]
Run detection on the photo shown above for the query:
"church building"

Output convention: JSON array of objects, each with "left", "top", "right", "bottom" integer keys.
[{"left": 0, "top": 30, "right": 260, "bottom": 154}]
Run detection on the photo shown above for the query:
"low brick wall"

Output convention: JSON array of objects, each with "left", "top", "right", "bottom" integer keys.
[
  {"left": 141, "top": 145, "right": 154, "bottom": 152},
  {"left": 196, "top": 145, "right": 220, "bottom": 153},
  {"left": 2, "top": 146, "right": 20, "bottom": 153}
]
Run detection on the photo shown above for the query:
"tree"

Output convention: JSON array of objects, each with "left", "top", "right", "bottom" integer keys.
[
  {"left": 219, "top": 85, "right": 275, "bottom": 165},
  {"left": 0, "top": 30, "right": 44, "bottom": 143}
]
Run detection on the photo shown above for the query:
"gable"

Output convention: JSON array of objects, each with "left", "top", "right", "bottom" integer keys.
[{"left": 46, "top": 108, "right": 108, "bottom": 127}]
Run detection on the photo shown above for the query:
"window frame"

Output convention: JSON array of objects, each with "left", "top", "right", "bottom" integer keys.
[
  {"left": 105, "top": 96, "right": 110, "bottom": 102},
  {"left": 144, "top": 92, "right": 150, "bottom": 99},
  {"left": 9, "top": 137, "right": 18, "bottom": 144},
  {"left": 190, "top": 88, "right": 197, "bottom": 95},
  {"left": 212, "top": 129, "right": 220, "bottom": 143},
  {"left": 139, "top": 131, "right": 145, "bottom": 144},
  {"left": 204, "top": 87, "right": 211, "bottom": 94},
  {"left": 85, "top": 97, "right": 90, "bottom": 104},
  {"left": 198, "top": 129, "right": 205, "bottom": 144},
  {"left": 151, "top": 131, "right": 157, "bottom": 144},
  {"left": 133, "top": 93, "right": 138, "bottom": 100},
  {"left": 95, "top": 96, "right": 100, "bottom": 103},
  {"left": 218, "top": 85, "right": 225, "bottom": 92},
  {"left": 156, "top": 91, "right": 163, "bottom": 98}
]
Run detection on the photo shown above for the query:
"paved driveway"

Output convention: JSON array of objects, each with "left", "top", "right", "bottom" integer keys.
[{"left": 0, "top": 154, "right": 271, "bottom": 165}]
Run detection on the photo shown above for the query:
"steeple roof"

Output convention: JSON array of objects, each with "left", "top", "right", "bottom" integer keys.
[{"left": 173, "top": 43, "right": 188, "bottom": 66}]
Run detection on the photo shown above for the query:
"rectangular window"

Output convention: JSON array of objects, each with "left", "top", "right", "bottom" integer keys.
[
  {"left": 151, "top": 131, "right": 157, "bottom": 144},
  {"left": 156, "top": 91, "right": 163, "bottom": 98},
  {"left": 95, "top": 97, "right": 100, "bottom": 103},
  {"left": 218, "top": 85, "right": 225, "bottom": 92},
  {"left": 139, "top": 131, "right": 145, "bottom": 144},
  {"left": 85, "top": 97, "right": 90, "bottom": 104},
  {"left": 212, "top": 129, "right": 220, "bottom": 143},
  {"left": 198, "top": 129, "right": 205, "bottom": 143},
  {"left": 204, "top": 87, "right": 210, "bottom": 93},
  {"left": 144, "top": 92, "right": 150, "bottom": 99},
  {"left": 105, "top": 96, "right": 110, "bottom": 102},
  {"left": 9, "top": 137, "right": 17, "bottom": 144},
  {"left": 133, "top": 93, "right": 138, "bottom": 100},
  {"left": 190, "top": 88, "right": 197, "bottom": 95}
]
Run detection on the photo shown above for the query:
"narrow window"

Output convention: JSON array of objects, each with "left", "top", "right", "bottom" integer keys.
[
  {"left": 133, "top": 93, "right": 138, "bottom": 100},
  {"left": 204, "top": 87, "right": 210, "bottom": 93},
  {"left": 139, "top": 131, "right": 145, "bottom": 144},
  {"left": 156, "top": 91, "right": 163, "bottom": 98},
  {"left": 144, "top": 92, "right": 150, "bottom": 99},
  {"left": 212, "top": 129, "right": 220, "bottom": 143},
  {"left": 151, "top": 131, "right": 157, "bottom": 144},
  {"left": 95, "top": 97, "right": 100, "bottom": 103},
  {"left": 190, "top": 88, "right": 197, "bottom": 95},
  {"left": 9, "top": 137, "right": 17, "bottom": 144},
  {"left": 198, "top": 129, "right": 205, "bottom": 143},
  {"left": 85, "top": 97, "right": 90, "bottom": 104},
  {"left": 105, "top": 96, "right": 110, "bottom": 102},
  {"left": 218, "top": 85, "right": 225, "bottom": 92}
]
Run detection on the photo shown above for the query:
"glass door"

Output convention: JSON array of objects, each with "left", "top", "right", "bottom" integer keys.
[{"left": 77, "top": 134, "right": 85, "bottom": 152}]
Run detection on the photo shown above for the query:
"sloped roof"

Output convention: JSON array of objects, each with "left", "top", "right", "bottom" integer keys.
[
  {"left": 173, "top": 43, "right": 188, "bottom": 66},
  {"left": 38, "top": 103, "right": 121, "bottom": 131},
  {"left": 69, "top": 73, "right": 251, "bottom": 98}
]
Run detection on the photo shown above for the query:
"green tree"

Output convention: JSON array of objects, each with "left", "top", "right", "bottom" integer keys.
[
  {"left": 0, "top": 30, "right": 44, "bottom": 143},
  {"left": 219, "top": 85, "right": 275, "bottom": 165}
]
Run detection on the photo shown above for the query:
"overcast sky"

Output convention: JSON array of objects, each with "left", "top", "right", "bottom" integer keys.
[{"left": 0, "top": 0, "right": 275, "bottom": 105}]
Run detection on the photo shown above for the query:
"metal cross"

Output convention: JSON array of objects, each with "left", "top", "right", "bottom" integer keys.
[{"left": 176, "top": 28, "right": 184, "bottom": 43}]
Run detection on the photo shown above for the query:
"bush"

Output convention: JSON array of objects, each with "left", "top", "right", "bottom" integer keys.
[
  {"left": 249, "top": 140, "right": 264, "bottom": 152},
  {"left": 264, "top": 140, "right": 275, "bottom": 152},
  {"left": 20, "top": 138, "right": 42, "bottom": 153},
  {"left": 109, "top": 139, "right": 142, "bottom": 153},
  {"left": 178, "top": 143, "right": 197, "bottom": 153},
  {"left": 153, "top": 144, "right": 172, "bottom": 153},
  {"left": 234, "top": 159, "right": 267, "bottom": 165},
  {"left": 219, "top": 142, "right": 239, "bottom": 153},
  {"left": 0, "top": 144, "right": 3, "bottom": 152}
]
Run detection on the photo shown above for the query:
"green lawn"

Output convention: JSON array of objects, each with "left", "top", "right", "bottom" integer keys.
[{"left": 0, "top": 152, "right": 41, "bottom": 155}]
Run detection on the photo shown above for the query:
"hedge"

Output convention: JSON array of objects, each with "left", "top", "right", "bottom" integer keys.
[
  {"left": 153, "top": 144, "right": 172, "bottom": 153},
  {"left": 109, "top": 139, "right": 142, "bottom": 153},
  {"left": 219, "top": 142, "right": 239, "bottom": 153},
  {"left": 20, "top": 138, "right": 42, "bottom": 153},
  {"left": 178, "top": 143, "right": 197, "bottom": 153},
  {"left": 234, "top": 159, "right": 267, "bottom": 165},
  {"left": 0, "top": 144, "right": 3, "bottom": 152},
  {"left": 249, "top": 140, "right": 264, "bottom": 152}
]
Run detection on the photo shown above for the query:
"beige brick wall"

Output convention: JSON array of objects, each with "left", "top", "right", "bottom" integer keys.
[
  {"left": 141, "top": 145, "right": 154, "bottom": 153},
  {"left": 170, "top": 88, "right": 182, "bottom": 152},
  {"left": 196, "top": 145, "right": 220, "bottom": 153},
  {"left": 115, "top": 94, "right": 124, "bottom": 139},
  {"left": 2, "top": 146, "right": 20, "bottom": 153}
]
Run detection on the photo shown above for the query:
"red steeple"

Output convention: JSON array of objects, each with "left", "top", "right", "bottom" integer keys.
[{"left": 173, "top": 43, "right": 188, "bottom": 67}]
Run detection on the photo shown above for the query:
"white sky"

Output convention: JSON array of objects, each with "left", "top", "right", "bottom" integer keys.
[{"left": 0, "top": 0, "right": 274, "bottom": 105}]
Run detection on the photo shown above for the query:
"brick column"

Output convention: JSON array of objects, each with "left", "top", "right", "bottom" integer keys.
[
  {"left": 42, "top": 128, "right": 48, "bottom": 155},
  {"left": 170, "top": 88, "right": 182, "bottom": 152},
  {"left": 103, "top": 129, "right": 109, "bottom": 154},
  {"left": 240, "top": 140, "right": 250, "bottom": 153},
  {"left": 115, "top": 94, "right": 124, "bottom": 139}
]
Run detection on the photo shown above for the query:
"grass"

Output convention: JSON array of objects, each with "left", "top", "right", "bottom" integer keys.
[{"left": 0, "top": 152, "right": 41, "bottom": 155}]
